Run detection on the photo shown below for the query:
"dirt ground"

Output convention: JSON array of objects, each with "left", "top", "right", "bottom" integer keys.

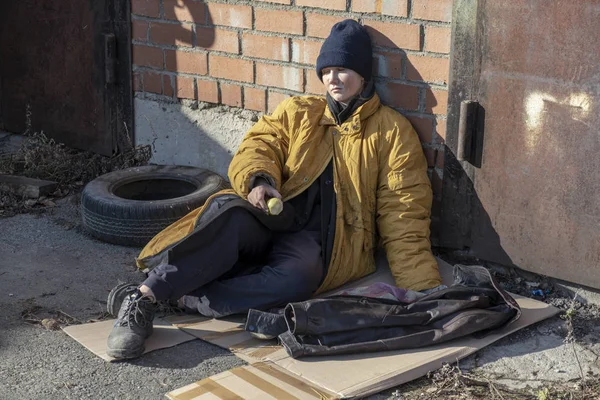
[{"left": 1, "top": 192, "right": 600, "bottom": 399}]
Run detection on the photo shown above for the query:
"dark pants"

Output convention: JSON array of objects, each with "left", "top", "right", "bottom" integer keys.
[{"left": 143, "top": 208, "right": 324, "bottom": 317}]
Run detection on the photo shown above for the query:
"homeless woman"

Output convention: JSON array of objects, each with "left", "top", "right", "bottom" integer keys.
[{"left": 106, "top": 19, "right": 442, "bottom": 360}]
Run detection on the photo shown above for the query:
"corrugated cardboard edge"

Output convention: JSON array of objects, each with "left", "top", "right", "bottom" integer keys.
[{"left": 166, "top": 362, "right": 340, "bottom": 400}]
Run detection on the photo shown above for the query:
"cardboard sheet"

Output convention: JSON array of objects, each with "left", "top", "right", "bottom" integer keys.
[
  {"left": 166, "top": 362, "right": 338, "bottom": 400},
  {"left": 165, "top": 257, "right": 560, "bottom": 399},
  {"left": 164, "top": 295, "right": 558, "bottom": 399},
  {"left": 62, "top": 318, "right": 196, "bottom": 362},
  {"left": 62, "top": 256, "right": 559, "bottom": 398}
]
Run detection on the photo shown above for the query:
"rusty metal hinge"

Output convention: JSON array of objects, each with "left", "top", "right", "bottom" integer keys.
[
  {"left": 457, "top": 100, "right": 484, "bottom": 166},
  {"left": 104, "top": 33, "right": 117, "bottom": 84}
]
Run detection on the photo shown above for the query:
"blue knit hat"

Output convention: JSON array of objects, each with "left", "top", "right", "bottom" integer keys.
[{"left": 316, "top": 19, "right": 373, "bottom": 82}]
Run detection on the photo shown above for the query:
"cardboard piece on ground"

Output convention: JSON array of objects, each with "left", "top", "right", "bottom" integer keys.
[
  {"left": 165, "top": 314, "right": 280, "bottom": 364},
  {"left": 166, "top": 362, "right": 339, "bottom": 400},
  {"left": 166, "top": 258, "right": 560, "bottom": 399},
  {"left": 62, "top": 318, "right": 196, "bottom": 362}
]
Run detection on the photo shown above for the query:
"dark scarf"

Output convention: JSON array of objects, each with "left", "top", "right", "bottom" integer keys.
[{"left": 326, "top": 80, "right": 375, "bottom": 125}]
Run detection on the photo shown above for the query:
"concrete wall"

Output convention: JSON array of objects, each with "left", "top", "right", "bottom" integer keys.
[
  {"left": 131, "top": 0, "right": 453, "bottom": 230},
  {"left": 134, "top": 95, "right": 257, "bottom": 177}
]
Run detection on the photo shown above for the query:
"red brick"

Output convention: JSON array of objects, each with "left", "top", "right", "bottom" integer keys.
[
  {"left": 425, "top": 88, "right": 448, "bottom": 115},
  {"left": 407, "top": 116, "right": 434, "bottom": 143},
  {"left": 209, "top": 55, "right": 253, "bottom": 83},
  {"left": 221, "top": 83, "right": 243, "bottom": 107},
  {"left": 364, "top": 20, "right": 421, "bottom": 51},
  {"left": 423, "top": 147, "right": 436, "bottom": 167},
  {"left": 163, "top": 0, "right": 206, "bottom": 23},
  {"left": 143, "top": 72, "right": 162, "bottom": 94},
  {"left": 163, "top": 75, "right": 174, "bottom": 97},
  {"left": 292, "top": 39, "right": 323, "bottom": 65},
  {"left": 436, "top": 148, "right": 445, "bottom": 168},
  {"left": 150, "top": 22, "right": 193, "bottom": 47},
  {"left": 196, "top": 27, "right": 239, "bottom": 54},
  {"left": 197, "top": 79, "right": 218, "bottom": 103},
  {"left": 207, "top": 3, "right": 252, "bottom": 29},
  {"left": 376, "top": 82, "right": 419, "bottom": 111},
  {"left": 296, "top": 0, "right": 346, "bottom": 11},
  {"left": 306, "top": 13, "right": 349, "bottom": 38},
  {"left": 351, "top": 0, "right": 408, "bottom": 17},
  {"left": 132, "top": 72, "right": 142, "bottom": 92},
  {"left": 306, "top": 70, "right": 325, "bottom": 95},
  {"left": 256, "top": 63, "right": 303, "bottom": 92},
  {"left": 435, "top": 119, "right": 446, "bottom": 144},
  {"left": 165, "top": 50, "right": 207, "bottom": 75},
  {"left": 406, "top": 55, "right": 450, "bottom": 84},
  {"left": 255, "top": 9, "right": 303, "bottom": 35},
  {"left": 425, "top": 26, "right": 452, "bottom": 54},
  {"left": 412, "top": 0, "right": 453, "bottom": 22},
  {"left": 174, "top": 76, "right": 196, "bottom": 99},
  {"left": 133, "top": 45, "right": 163, "bottom": 69},
  {"left": 254, "top": 0, "right": 291, "bottom": 3},
  {"left": 268, "top": 91, "right": 292, "bottom": 114},
  {"left": 243, "top": 33, "right": 290, "bottom": 62},
  {"left": 244, "top": 87, "right": 266, "bottom": 112},
  {"left": 132, "top": 20, "right": 149, "bottom": 42},
  {"left": 131, "top": 0, "right": 159, "bottom": 18},
  {"left": 373, "top": 51, "right": 403, "bottom": 79}
]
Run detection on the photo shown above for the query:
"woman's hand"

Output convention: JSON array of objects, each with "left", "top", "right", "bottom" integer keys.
[{"left": 248, "top": 184, "right": 282, "bottom": 213}]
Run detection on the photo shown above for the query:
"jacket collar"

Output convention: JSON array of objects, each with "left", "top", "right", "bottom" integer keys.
[{"left": 320, "top": 93, "right": 381, "bottom": 128}]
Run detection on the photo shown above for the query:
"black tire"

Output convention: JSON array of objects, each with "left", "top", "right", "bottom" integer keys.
[{"left": 81, "top": 165, "right": 228, "bottom": 247}]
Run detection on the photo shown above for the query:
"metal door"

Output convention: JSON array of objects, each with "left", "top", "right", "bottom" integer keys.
[
  {"left": 441, "top": 0, "right": 600, "bottom": 287},
  {"left": 0, "top": 0, "right": 133, "bottom": 155}
]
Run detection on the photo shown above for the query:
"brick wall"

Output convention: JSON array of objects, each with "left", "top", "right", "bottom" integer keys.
[{"left": 131, "top": 0, "right": 452, "bottom": 233}]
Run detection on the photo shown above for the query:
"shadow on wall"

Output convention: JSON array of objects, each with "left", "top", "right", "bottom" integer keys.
[
  {"left": 440, "top": 149, "right": 513, "bottom": 268},
  {"left": 365, "top": 29, "right": 447, "bottom": 243},
  {"left": 135, "top": 2, "right": 254, "bottom": 179},
  {"left": 137, "top": 13, "right": 440, "bottom": 189},
  {"left": 366, "top": 29, "right": 439, "bottom": 141}
]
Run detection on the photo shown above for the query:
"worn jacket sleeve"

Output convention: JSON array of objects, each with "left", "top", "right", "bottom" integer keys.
[
  {"left": 376, "top": 117, "right": 442, "bottom": 291},
  {"left": 228, "top": 99, "right": 292, "bottom": 197}
]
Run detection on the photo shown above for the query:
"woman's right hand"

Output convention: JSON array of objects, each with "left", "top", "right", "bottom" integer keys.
[{"left": 248, "top": 184, "right": 282, "bottom": 213}]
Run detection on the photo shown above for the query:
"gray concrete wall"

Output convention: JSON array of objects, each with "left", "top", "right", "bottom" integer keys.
[{"left": 134, "top": 96, "right": 259, "bottom": 179}]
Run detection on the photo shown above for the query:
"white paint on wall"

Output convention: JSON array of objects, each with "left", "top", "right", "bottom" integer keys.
[
  {"left": 377, "top": 54, "right": 389, "bottom": 77},
  {"left": 229, "top": 9, "right": 244, "bottom": 28},
  {"left": 291, "top": 42, "right": 301, "bottom": 63},
  {"left": 283, "top": 67, "right": 302, "bottom": 92},
  {"left": 382, "top": 0, "right": 398, "bottom": 16},
  {"left": 281, "top": 42, "right": 290, "bottom": 62}
]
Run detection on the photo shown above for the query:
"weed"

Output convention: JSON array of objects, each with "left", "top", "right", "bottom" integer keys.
[{"left": 0, "top": 131, "right": 151, "bottom": 216}]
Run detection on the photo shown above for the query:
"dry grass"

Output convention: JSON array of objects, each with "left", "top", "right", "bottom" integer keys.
[
  {"left": 393, "top": 363, "right": 600, "bottom": 400},
  {"left": 0, "top": 131, "right": 151, "bottom": 216}
]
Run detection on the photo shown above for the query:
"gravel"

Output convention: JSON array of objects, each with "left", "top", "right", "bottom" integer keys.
[{"left": 0, "top": 195, "right": 244, "bottom": 399}]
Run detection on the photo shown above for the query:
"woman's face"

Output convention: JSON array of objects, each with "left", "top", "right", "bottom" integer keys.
[{"left": 321, "top": 67, "right": 364, "bottom": 104}]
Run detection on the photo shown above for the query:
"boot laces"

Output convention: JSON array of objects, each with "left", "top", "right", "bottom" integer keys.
[{"left": 120, "top": 294, "right": 153, "bottom": 329}]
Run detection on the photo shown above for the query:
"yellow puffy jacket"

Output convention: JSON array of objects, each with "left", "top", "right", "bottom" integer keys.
[{"left": 138, "top": 94, "right": 441, "bottom": 293}]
